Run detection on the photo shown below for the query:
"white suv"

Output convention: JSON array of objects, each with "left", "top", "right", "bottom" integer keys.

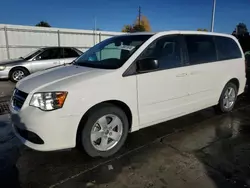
[{"left": 10, "top": 31, "right": 246, "bottom": 157}]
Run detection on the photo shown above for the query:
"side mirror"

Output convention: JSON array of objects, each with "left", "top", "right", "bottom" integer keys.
[
  {"left": 35, "top": 55, "right": 42, "bottom": 60},
  {"left": 137, "top": 58, "right": 159, "bottom": 72}
]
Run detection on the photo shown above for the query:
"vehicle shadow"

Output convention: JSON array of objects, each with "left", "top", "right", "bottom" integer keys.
[{"left": 195, "top": 107, "right": 250, "bottom": 188}]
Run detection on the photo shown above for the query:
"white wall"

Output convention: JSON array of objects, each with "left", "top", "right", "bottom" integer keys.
[{"left": 0, "top": 24, "right": 122, "bottom": 61}]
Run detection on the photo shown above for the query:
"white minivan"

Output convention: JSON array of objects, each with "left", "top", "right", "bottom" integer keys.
[{"left": 10, "top": 31, "right": 246, "bottom": 157}]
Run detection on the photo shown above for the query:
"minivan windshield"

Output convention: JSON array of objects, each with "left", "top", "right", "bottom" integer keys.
[{"left": 74, "top": 34, "right": 153, "bottom": 69}]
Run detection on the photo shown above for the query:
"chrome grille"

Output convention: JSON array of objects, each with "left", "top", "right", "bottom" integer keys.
[{"left": 12, "top": 89, "right": 28, "bottom": 110}]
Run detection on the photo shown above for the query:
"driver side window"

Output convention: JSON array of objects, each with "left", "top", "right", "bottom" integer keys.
[{"left": 140, "top": 35, "right": 183, "bottom": 70}]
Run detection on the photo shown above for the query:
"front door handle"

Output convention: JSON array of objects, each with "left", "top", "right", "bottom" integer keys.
[{"left": 176, "top": 73, "right": 187, "bottom": 77}]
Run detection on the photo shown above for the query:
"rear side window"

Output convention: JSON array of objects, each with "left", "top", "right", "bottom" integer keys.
[
  {"left": 63, "top": 48, "right": 80, "bottom": 58},
  {"left": 185, "top": 35, "right": 217, "bottom": 65},
  {"left": 214, "top": 36, "right": 242, "bottom": 60}
]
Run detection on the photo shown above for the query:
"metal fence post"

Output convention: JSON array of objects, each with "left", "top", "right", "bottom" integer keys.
[
  {"left": 99, "top": 32, "right": 102, "bottom": 60},
  {"left": 57, "top": 30, "right": 61, "bottom": 47},
  {"left": 4, "top": 27, "right": 10, "bottom": 59},
  {"left": 99, "top": 32, "right": 101, "bottom": 43},
  {"left": 93, "top": 30, "right": 95, "bottom": 45}
]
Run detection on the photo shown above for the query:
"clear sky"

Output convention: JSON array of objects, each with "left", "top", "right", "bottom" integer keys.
[{"left": 0, "top": 0, "right": 249, "bottom": 33}]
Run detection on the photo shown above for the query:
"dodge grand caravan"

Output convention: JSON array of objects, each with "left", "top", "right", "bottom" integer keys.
[{"left": 10, "top": 31, "right": 246, "bottom": 157}]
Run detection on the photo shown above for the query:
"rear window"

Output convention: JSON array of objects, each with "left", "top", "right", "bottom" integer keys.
[{"left": 214, "top": 36, "right": 242, "bottom": 61}]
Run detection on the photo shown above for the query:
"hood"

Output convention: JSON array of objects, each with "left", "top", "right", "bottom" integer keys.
[
  {"left": 16, "top": 65, "right": 111, "bottom": 93},
  {"left": 0, "top": 58, "right": 25, "bottom": 65}
]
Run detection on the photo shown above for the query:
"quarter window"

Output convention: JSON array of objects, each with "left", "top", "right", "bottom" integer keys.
[
  {"left": 214, "top": 36, "right": 242, "bottom": 60},
  {"left": 185, "top": 35, "right": 217, "bottom": 65},
  {"left": 140, "top": 35, "right": 183, "bottom": 69}
]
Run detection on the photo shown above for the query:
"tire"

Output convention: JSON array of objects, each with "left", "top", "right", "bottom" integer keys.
[
  {"left": 215, "top": 82, "right": 238, "bottom": 113},
  {"left": 10, "top": 68, "right": 29, "bottom": 83},
  {"left": 78, "top": 103, "right": 129, "bottom": 157}
]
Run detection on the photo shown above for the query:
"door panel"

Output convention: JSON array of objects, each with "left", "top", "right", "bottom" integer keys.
[
  {"left": 184, "top": 35, "right": 219, "bottom": 107},
  {"left": 31, "top": 48, "right": 61, "bottom": 72},
  {"left": 186, "top": 63, "right": 220, "bottom": 108},
  {"left": 137, "top": 67, "right": 189, "bottom": 127},
  {"left": 136, "top": 35, "right": 189, "bottom": 127},
  {"left": 31, "top": 59, "right": 60, "bottom": 72}
]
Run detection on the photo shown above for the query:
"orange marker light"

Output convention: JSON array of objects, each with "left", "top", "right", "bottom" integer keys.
[{"left": 55, "top": 92, "right": 68, "bottom": 108}]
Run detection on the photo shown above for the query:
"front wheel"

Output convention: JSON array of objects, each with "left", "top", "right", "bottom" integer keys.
[
  {"left": 78, "top": 104, "right": 129, "bottom": 157},
  {"left": 10, "top": 68, "right": 29, "bottom": 83},
  {"left": 215, "top": 82, "right": 238, "bottom": 113}
]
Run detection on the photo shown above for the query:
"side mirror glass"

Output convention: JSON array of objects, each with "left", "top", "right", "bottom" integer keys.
[{"left": 137, "top": 58, "right": 159, "bottom": 72}]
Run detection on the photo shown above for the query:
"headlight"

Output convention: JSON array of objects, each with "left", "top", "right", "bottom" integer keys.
[
  {"left": 30, "top": 92, "right": 68, "bottom": 111},
  {"left": 0, "top": 66, "right": 6, "bottom": 70}
]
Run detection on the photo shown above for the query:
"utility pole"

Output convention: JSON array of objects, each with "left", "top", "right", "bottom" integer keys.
[
  {"left": 210, "top": 0, "right": 216, "bottom": 32},
  {"left": 94, "top": 16, "right": 97, "bottom": 45},
  {"left": 138, "top": 6, "right": 141, "bottom": 26}
]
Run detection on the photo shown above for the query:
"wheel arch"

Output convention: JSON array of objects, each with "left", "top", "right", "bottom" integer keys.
[
  {"left": 9, "top": 66, "right": 30, "bottom": 78},
  {"left": 215, "top": 78, "right": 240, "bottom": 114},
  {"left": 228, "top": 78, "right": 240, "bottom": 91},
  {"left": 76, "top": 100, "right": 133, "bottom": 146},
  {"left": 218, "top": 78, "right": 240, "bottom": 101}
]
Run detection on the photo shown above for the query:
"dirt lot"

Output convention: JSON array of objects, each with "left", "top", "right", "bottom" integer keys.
[{"left": 1, "top": 90, "right": 250, "bottom": 188}]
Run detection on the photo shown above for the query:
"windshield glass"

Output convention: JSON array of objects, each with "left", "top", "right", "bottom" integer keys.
[
  {"left": 22, "top": 49, "right": 43, "bottom": 60},
  {"left": 74, "top": 34, "right": 153, "bottom": 69}
]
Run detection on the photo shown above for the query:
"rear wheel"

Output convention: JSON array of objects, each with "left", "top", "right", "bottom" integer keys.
[
  {"left": 10, "top": 68, "right": 29, "bottom": 83},
  {"left": 78, "top": 104, "right": 129, "bottom": 157},
  {"left": 215, "top": 82, "right": 238, "bottom": 113}
]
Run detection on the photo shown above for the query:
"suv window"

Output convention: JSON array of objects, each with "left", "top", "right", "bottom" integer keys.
[
  {"left": 63, "top": 48, "right": 80, "bottom": 58},
  {"left": 140, "top": 35, "right": 183, "bottom": 69},
  {"left": 214, "top": 36, "right": 242, "bottom": 60},
  {"left": 37, "top": 48, "right": 61, "bottom": 60},
  {"left": 185, "top": 35, "right": 217, "bottom": 65}
]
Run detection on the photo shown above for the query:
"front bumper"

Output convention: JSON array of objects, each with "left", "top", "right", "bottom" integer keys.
[
  {"left": 0, "top": 69, "right": 9, "bottom": 79},
  {"left": 10, "top": 102, "right": 81, "bottom": 151}
]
